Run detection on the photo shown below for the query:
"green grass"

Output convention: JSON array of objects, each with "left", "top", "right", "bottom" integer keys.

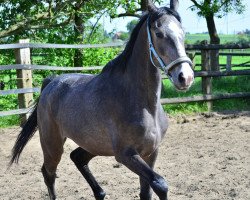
[
  {"left": 212, "top": 76, "right": 250, "bottom": 111},
  {"left": 0, "top": 94, "right": 21, "bottom": 127},
  {"left": 0, "top": 115, "right": 20, "bottom": 128},
  {"left": 162, "top": 78, "right": 207, "bottom": 114},
  {"left": 185, "top": 33, "right": 245, "bottom": 44},
  {"left": 161, "top": 75, "right": 250, "bottom": 115}
]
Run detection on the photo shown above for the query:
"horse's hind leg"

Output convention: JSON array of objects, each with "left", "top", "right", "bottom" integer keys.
[
  {"left": 40, "top": 128, "right": 65, "bottom": 200},
  {"left": 41, "top": 164, "right": 57, "bottom": 200},
  {"left": 41, "top": 141, "right": 65, "bottom": 200},
  {"left": 70, "top": 147, "right": 106, "bottom": 200}
]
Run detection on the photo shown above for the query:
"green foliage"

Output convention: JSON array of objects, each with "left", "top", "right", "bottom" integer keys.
[
  {"left": 83, "top": 47, "right": 121, "bottom": 67},
  {"left": 119, "top": 32, "right": 130, "bottom": 41},
  {"left": 243, "top": 29, "right": 250, "bottom": 35},
  {"left": 0, "top": 115, "right": 20, "bottom": 128},
  {"left": 0, "top": 94, "right": 20, "bottom": 127},
  {"left": 126, "top": 19, "right": 139, "bottom": 33},
  {"left": 235, "top": 34, "right": 250, "bottom": 45},
  {"left": 190, "top": 0, "right": 245, "bottom": 18},
  {"left": 0, "top": 95, "right": 18, "bottom": 111},
  {"left": 0, "top": 0, "right": 164, "bottom": 41}
]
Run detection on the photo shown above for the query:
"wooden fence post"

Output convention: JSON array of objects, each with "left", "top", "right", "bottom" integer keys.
[
  {"left": 15, "top": 39, "right": 33, "bottom": 124},
  {"left": 187, "top": 52, "right": 196, "bottom": 67},
  {"left": 226, "top": 55, "right": 232, "bottom": 71},
  {"left": 201, "top": 49, "right": 212, "bottom": 112}
]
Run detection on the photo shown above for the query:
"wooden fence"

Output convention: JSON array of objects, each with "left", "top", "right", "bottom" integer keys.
[{"left": 1, "top": 40, "right": 250, "bottom": 120}]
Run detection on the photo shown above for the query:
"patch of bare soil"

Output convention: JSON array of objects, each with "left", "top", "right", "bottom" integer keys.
[{"left": 0, "top": 112, "right": 249, "bottom": 200}]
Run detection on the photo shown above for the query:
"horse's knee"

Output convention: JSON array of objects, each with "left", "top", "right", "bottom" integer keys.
[
  {"left": 150, "top": 175, "right": 168, "bottom": 199},
  {"left": 70, "top": 148, "right": 80, "bottom": 163},
  {"left": 70, "top": 147, "right": 93, "bottom": 166},
  {"left": 114, "top": 147, "right": 137, "bottom": 164}
]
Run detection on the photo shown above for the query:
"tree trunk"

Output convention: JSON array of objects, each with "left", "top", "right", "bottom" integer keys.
[
  {"left": 205, "top": 15, "right": 220, "bottom": 71},
  {"left": 141, "top": 0, "right": 149, "bottom": 11},
  {"left": 74, "top": 7, "right": 84, "bottom": 67}
]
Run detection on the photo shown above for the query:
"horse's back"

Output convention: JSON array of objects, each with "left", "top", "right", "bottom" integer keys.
[
  {"left": 37, "top": 73, "right": 96, "bottom": 126},
  {"left": 39, "top": 73, "right": 95, "bottom": 101}
]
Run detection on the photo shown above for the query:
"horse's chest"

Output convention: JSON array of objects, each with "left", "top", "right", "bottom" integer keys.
[
  {"left": 124, "top": 116, "right": 166, "bottom": 157},
  {"left": 139, "top": 127, "right": 160, "bottom": 156}
]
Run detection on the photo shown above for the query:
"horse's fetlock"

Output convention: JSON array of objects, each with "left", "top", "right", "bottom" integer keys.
[
  {"left": 41, "top": 165, "right": 56, "bottom": 185},
  {"left": 94, "top": 190, "right": 106, "bottom": 200},
  {"left": 139, "top": 192, "right": 152, "bottom": 200},
  {"left": 114, "top": 154, "right": 123, "bottom": 164},
  {"left": 151, "top": 176, "right": 168, "bottom": 197}
]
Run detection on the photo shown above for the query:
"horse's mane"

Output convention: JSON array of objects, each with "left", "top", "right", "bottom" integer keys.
[{"left": 101, "top": 7, "right": 181, "bottom": 74}]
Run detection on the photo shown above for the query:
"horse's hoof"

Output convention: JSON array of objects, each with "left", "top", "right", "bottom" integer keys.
[{"left": 94, "top": 190, "right": 106, "bottom": 200}]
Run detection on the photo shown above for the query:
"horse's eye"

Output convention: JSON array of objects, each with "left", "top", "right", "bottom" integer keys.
[{"left": 155, "top": 32, "right": 164, "bottom": 38}]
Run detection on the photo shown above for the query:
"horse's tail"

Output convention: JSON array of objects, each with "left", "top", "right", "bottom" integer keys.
[
  {"left": 9, "top": 103, "right": 38, "bottom": 165},
  {"left": 9, "top": 76, "right": 55, "bottom": 166}
]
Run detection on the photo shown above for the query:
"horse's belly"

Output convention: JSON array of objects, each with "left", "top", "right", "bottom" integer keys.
[{"left": 65, "top": 129, "right": 115, "bottom": 156}]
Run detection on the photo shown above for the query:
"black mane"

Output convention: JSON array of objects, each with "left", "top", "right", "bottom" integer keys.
[{"left": 101, "top": 7, "right": 181, "bottom": 74}]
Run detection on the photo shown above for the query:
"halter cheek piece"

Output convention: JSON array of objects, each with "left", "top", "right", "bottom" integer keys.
[{"left": 147, "top": 17, "right": 193, "bottom": 80}]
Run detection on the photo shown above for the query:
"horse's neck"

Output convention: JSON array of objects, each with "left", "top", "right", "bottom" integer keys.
[{"left": 126, "top": 23, "right": 162, "bottom": 114}]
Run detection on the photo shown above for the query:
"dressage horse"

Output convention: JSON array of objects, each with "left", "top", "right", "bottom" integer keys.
[{"left": 10, "top": 1, "right": 194, "bottom": 199}]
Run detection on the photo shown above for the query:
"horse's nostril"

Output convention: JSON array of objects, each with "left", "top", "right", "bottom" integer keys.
[{"left": 178, "top": 72, "right": 185, "bottom": 84}]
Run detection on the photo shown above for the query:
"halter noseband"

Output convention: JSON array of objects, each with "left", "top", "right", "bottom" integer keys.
[{"left": 146, "top": 17, "right": 193, "bottom": 79}]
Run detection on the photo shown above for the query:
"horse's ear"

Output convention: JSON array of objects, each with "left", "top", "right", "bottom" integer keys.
[
  {"left": 170, "top": 0, "right": 179, "bottom": 11},
  {"left": 148, "top": 0, "right": 158, "bottom": 13}
]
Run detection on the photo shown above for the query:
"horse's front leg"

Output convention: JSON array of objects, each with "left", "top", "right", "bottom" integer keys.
[
  {"left": 115, "top": 148, "right": 168, "bottom": 200},
  {"left": 140, "top": 149, "right": 158, "bottom": 200}
]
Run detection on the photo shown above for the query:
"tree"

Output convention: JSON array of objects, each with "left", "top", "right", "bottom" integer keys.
[
  {"left": 0, "top": 0, "right": 163, "bottom": 40},
  {"left": 243, "top": 29, "right": 250, "bottom": 35},
  {"left": 189, "top": 0, "right": 245, "bottom": 70},
  {"left": 126, "top": 19, "right": 139, "bottom": 33}
]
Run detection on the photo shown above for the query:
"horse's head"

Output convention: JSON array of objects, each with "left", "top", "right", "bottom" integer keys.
[{"left": 147, "top": 0, "right": 194, "bottom": 91}]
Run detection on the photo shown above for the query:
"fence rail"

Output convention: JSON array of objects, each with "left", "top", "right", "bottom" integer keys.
[
  {"left": 0, "top": 42, "right": 125, "bottom": 50},
  {"left": 2, "top": 64, "right": 250, "bottom": 75},
  {"left": 160, "top": 92, "right": 250, "bottom": 104},
  {"left": 0, "top": 88, "right": 40, "bottom": 96},
  {"left": 0, "top": 64, "right": 104, "bottom": 71},
  {"left": 1, "top": 42, "right": 250, "bottom": 50},
  {"left": 1, "top": 41, "right": 250, "bottom": 119},
  {"left": 0, "top": 107, "right": 35, "bottom": 117}
]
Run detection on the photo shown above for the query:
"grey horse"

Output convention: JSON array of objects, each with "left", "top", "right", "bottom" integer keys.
[{"left": 10, "top": 1, "right": 194, "bottom": 199}]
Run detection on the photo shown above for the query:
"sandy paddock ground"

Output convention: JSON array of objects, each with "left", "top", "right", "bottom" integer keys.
[{"left": 0, "top": 112, "right": 249, "bottom": 200}]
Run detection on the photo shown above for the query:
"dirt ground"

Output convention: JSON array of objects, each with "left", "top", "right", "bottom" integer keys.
[{"left": 0, "top": 112, "right": 249, "bottom": 200}]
